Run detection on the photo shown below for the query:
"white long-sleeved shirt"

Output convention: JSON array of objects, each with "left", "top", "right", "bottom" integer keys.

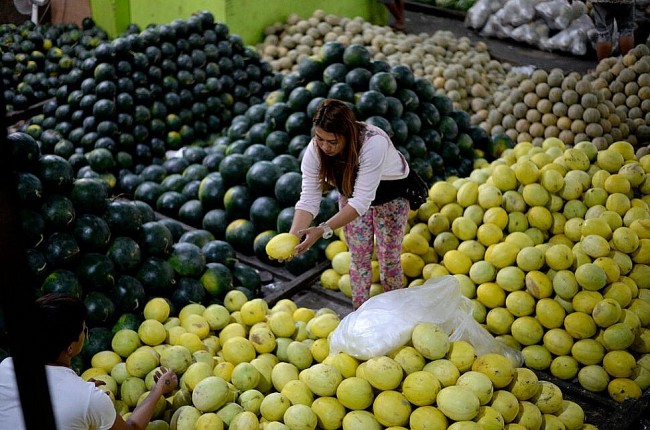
[
  {"left": 295, "top": 123, "right": 408, "bottom": 217},
  {"left": 0, "top": 357, "right": 116, "bottom": 430}
]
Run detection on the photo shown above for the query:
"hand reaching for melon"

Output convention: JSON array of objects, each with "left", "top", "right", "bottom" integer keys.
[
  {"left": 293, "top": 225, "right": 326, "bottom": 257},
  {"left": 87, "top": 378, "right": 106, "bottom": 388},
  {"left": 152, "top": 366, "right": 178, "bottom": 394}
]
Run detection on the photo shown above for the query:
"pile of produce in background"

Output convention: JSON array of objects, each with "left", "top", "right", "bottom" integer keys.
[
  {"left": 1, "top": 18, "right": 111, "bottom": 113},
  {"left": 466, "top": 0, "right": 595, "bottom": 56},
  {"left": 257, "top": 11, "right": 650, "bottom": 152},
  {"left": 21, "top": 10, "right": 279, "bottom": 178}
]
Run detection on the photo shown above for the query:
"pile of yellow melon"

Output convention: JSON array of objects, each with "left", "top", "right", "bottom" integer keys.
[
  {"left": 323, "top": 137, "right": 650, "bottom": 405},
  {"left": 85, "top": 294, "right": 597, "bottom": 430}
]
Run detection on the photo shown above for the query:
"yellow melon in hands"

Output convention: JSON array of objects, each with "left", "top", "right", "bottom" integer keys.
[{"left": 266, "top": 233, "right": 299, "bottom": 261}]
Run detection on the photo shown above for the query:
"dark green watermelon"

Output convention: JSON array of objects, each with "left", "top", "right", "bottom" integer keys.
[
  {"left": 110, "top": 275, "right": 146, "bottom": 313},
  {"left": 168, "top": 242, "right": 206, "bottom": 277}
]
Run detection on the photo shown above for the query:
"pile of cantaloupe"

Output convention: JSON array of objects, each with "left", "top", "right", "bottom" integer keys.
[
  {"left": 256, "top": 11, "right": 650, "bottom": 152},
  {"left": 86, "top": 294, "right": 597, "bottom": 430},
  {"left": 322, "top": 137, "right": 650, "bottom": 406}
]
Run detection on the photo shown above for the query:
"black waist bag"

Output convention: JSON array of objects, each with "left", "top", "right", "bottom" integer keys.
[{"left": 372, "top": 167, "right": 428, "bottom": 209}]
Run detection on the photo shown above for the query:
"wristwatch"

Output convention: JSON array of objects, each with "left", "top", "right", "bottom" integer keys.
[{"left": 319, "top": 222, "right": 333, "bottom": 239}]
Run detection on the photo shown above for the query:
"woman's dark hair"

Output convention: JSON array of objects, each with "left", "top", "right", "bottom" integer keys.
[
  {"left": 312, "top": 99, "right": 364, "bottom": 197},
  {"left": 35, "top": 294, "right": 86, "bottom": 363}
]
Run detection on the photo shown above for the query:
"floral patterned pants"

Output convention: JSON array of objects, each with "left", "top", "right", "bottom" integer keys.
[{"left": 340, "top": 196, "right": 410, "bottom": 309}]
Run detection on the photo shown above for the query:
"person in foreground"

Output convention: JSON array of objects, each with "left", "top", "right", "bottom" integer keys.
[
  {"left": 0, "top": 293, "right": 178, "bottom": 430},
  {"left": 290, "top": 99, "right": 410, "bottom": 309},
  {"left": 591, "top": 0, "right": 636, "bottom": 62}
]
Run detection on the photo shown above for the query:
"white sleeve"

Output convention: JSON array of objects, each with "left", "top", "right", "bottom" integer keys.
[
  {"left": 87, "top": 388, "right": 117, "bottom": 430},
  {"left": 294, "top": 141, "right": 323, "bottom": 217},
  {"left": 346, "top": 134, "right": 391, "bottom": 216}
]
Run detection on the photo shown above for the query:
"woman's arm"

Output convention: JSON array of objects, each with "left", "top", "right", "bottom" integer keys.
[
  {"left": 289, "top": 208, "right": 315, "bottom": 238},
  {"left": 291, "top": 204, "right": 359, "bottom": 257},
  {"left": 294, "top": 142, "right": 323, "bottom": 217},
  {"left": 111, "top": 367, "right": 178, "bottom": 430}
]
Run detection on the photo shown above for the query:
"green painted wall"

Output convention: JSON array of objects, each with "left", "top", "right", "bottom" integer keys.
[
  {"left": 89, "top": 0, "right": 131, "bottom": 39},
  {"left": 90, "top": 0, "right": 387, "bottom": 43}
]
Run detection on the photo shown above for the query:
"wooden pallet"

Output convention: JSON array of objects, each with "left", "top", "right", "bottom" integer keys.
[{"left": 153, "top": 212, "right": 351, "bottom": 312}]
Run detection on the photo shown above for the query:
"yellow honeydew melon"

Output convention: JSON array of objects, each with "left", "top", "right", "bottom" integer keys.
[
  {"left": 436, "top": 385, "right": 480, "bottom": 421},
  {"left": 311, "top": 397, "right": 346, "bottom": 430},
  {"left": 191, "top": 376, "right": 230, "bottom": 412},
  {"left": 323, "top": 352, "right": 359, "bottom": 379},
  {"left": 456, "top": 370, "right": 494, "bottom": 405},
  {"left": 112, "top": 329, "right": 142, "bottom": 358},
  {"left": 231, "top": 362, "right": 261, "bottom": 391},
  {"left": 216, "top": 403, "right": 244, "bottom": 427},
  {"left": 579, "top": 364, "right": 611, "bottom": 393},
  {"left": 265, "top": 232, "right": 299, "bottom": 261},
  {"left": 336, "top": 376, "right": 375, "bottom": 410},
  {"left": 409, "top": 406, "right": 448, "bottom": 429},
  {"left": 556, "top": 400, "right": 585, "bottom": 430},
  {"left": 489, "top": 390, "right": 520, "bottom": 423},
  {"left": 125, "top": 346, "right": 159, "bottom": 379},
  {"left": 194, "top": 413, "right": 223, "bottom": 430},
  {"left": 475, "top": 405, "right": 506, "bottom": 430},
  {"left": 411, "top": 322, "right": 450, "bottom": 360},
  {"left": 283, "top": 404, "right": 317, "bottom": 430},
  {"left": 530, "top": 381, "right": 564, "bottom": 414},
  {"left": 423, "top": 358, "right": 460, "bottom": 387},
  {"left": 372, "top": 390, "right": 412, "bottom": 427},
  {"left": 228, "top": 410, "right": 259, "bottom": 429},
  {"left": 299, "top": 363, "right": 343, "bottom": 397},
  {"left": 363, "top": 355, "right": 404, "bottom": 391},
  {"left": 306, "top": 312, "right": 340, "bottom": 338},
  {"left": 401, "top": 370, "right": 441, "bottom": 406},
  {"left": 182, "top": 361, "right": 213, "bottom": 391},
  {"left": 249, "top": 325, "right": 276, "bottom": 354},
  {"left": 341, "top": 410, "right": 382, "bottom": 430},
  {"left": 170, "top": 405, "right": 202, "bottom": 430},
  {"left": 515, "top": 401, "right": 543, "bottom": 430},
  {"left": 238, "top": 389, "right": 264, "bottom": 414},
  {"left": 91, "top": 350, "right": 122, "bottom": 373},
  {"left": 259, "top": 392, "right": 291, "bottom": 422},
  {"left": 446, "top": 340, "right": 476, "bottom": 372},
  {"left": 120, "top": 376, "right": 146, "bottom": 408},
  {"left": 390, "top": 345, "right": 425, "bottom": 375},
  {"left": 472, "top": 353, "right": 515, "bottom": 389}
]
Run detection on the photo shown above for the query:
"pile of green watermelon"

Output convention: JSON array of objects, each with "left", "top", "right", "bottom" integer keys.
[
  {"left": 7, "top": 129, "right": 268, "bottom": 367},
  {"left": 1, "top": 18, "right": 110, "bottom": 112},
  {"left": 21, "top": 11, "right": 279, "bottom": 176}
]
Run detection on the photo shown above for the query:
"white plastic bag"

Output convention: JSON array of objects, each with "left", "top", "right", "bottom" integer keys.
[
  {"left": 466, "top": 0, "right": 507, "bottom": 30},
  {"left": 511, "top": 21, "right": 550, "bottom": 47},
  {"left": 497, "top": 0, "right": 538, "bottom": 27},
  {"left": 480, "top": 16, "right": 514, "bottom": 40},
  {"left": 536, "top": 0, "right": 572, "bottom": 30},
  {"left": 328, "top": 276, "right": 524, "bottom": 366}
]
